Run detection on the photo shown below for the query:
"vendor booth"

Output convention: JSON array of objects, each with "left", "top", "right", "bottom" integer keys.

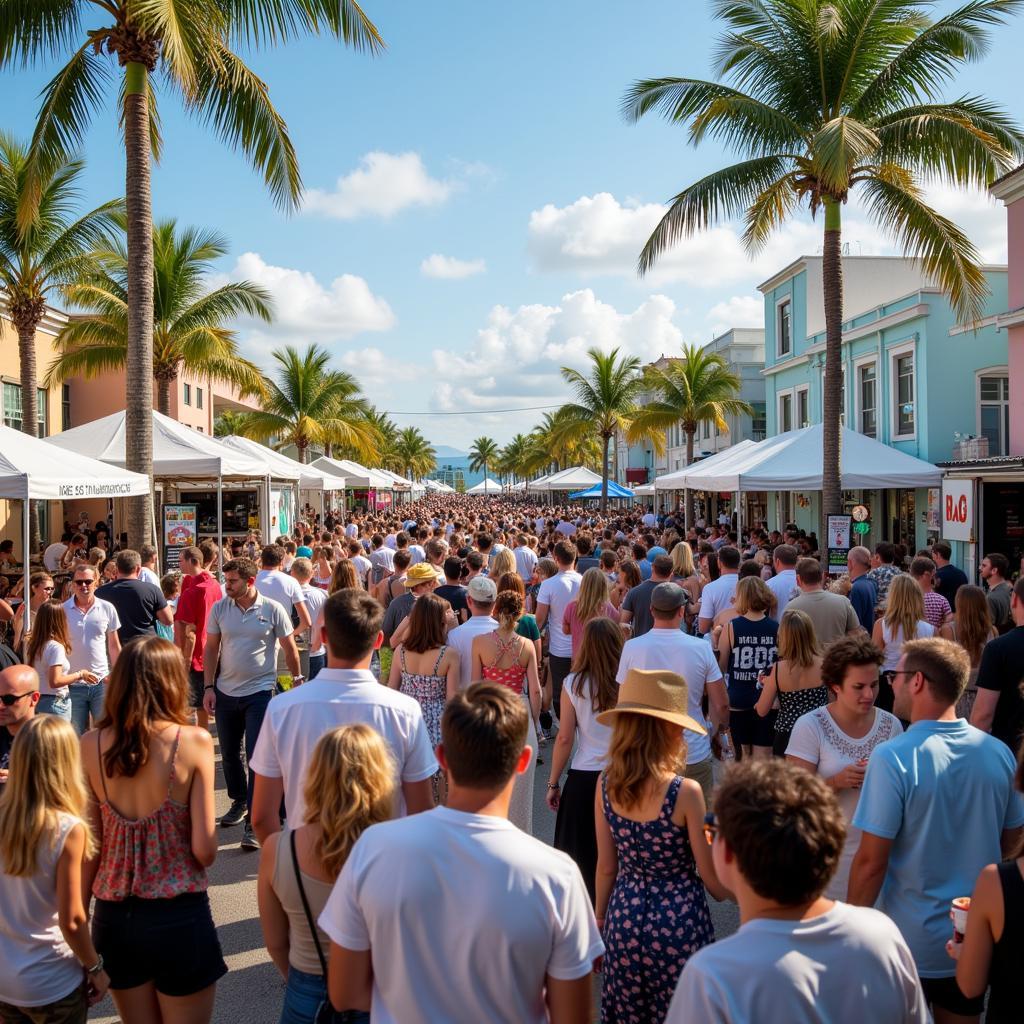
[
  {"left": 466, "top": 477, "right": 502, "bottom": 495},
  {"left": 311, "top": 456, "right": 394, "bottom": 510}
]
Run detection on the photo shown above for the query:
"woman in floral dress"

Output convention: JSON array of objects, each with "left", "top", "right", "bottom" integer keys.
[
  {"left": 387, "top": 593, "right": 459, "bottom": 803},
  {"left": 595, "top": 668, "right": 730, "bottom": 1024}
]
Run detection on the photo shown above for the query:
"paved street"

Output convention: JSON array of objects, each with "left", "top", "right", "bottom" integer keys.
[{"left": 90, "top": 732, "right": 738, "bottom": 1023}]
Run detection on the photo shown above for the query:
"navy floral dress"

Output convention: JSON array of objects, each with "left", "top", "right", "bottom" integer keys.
[{"left": 600, "top": 775, "right": 714, "bottom": 1024}]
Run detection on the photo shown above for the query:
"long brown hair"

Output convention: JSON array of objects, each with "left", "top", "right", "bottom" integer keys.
[
  {"left": 604, "top": 714, "right": 686, "bottom": 809},
  {"left": 778, "top": 609, "right": 820, "bottom": 667},
  {"left": 496, "top": 572, "right": 526, "bottom": 599},
  {"left": 25, "top": 600, "right": 72, "bottom": 670},
  {"left": 329, "top": 559, "right": 360, "bottom": 594},
  {"left": 96, "top": 636, "right": 189, "bottom": 778},
  {"left": 303, "top": 724, "right": 396, "bottom": 878},
  {"left": 884, "top": 574, "right": 925, "bottom": 643},
  {"left": 571, "top": 617, "right": 622, "bottom": 714},
  {"left": 953, "top": 585, "right": 993, "bottom": 665},
  {"left": 618, "top": 560, "right": 641, "bottom": 590},
  {"left": 403, "top": 592, "right": 447, "bottom": 653},
  {"left": 574, "top": 566, "right": 611, "bottom": 624}
]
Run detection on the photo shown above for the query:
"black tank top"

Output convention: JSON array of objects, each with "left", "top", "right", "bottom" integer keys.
[
  {"left": 987, "top": 860, "right": 1024, "bottom": 1023},
  {"left": 726, "top": 615, "right": 778, "bottom": 710}
]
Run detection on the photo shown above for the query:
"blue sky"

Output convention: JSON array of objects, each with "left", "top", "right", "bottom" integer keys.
[{"left": 2, "top": 1, "right": 1021, "bottom": 447}]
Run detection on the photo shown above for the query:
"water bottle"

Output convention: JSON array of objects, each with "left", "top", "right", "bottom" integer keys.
[{"left": 719, "top": 730, "right": 736, "bottom": 763}]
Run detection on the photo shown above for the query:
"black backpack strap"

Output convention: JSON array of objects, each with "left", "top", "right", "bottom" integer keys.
[{"left": 290, "top": 829, "right": 329, "bottom": 977}]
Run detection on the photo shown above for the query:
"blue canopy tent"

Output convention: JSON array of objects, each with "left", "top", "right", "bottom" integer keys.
[{"left": 569, "top": 480, "right": 634, "bottom": 500}]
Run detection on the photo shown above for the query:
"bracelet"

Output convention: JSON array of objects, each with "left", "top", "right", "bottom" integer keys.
[
  {"left": 547, "top": 782, "right": 560, "bottom": 790},
  {"left": 204, "top": 685, "right": 215, "bottom": 691},
  {"left": 86, "top": 954, "right": 104, "bottom": 975}
]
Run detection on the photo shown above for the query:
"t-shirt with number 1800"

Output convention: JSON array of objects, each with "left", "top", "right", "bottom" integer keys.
[{"left": 726, "top": 615, "right": 778, "bottom": 710}]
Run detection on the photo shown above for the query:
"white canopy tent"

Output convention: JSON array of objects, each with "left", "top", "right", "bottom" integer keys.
[
  {"left": 633, "top": 483, "right": 656, "bottom": 497},
  {"left": 653, "top": 439, "right": 759, "bottom": 489},
  {"left": 0, "top": 422, "right": 150, "bottom": 628},
  {"left": 466, "top": 477, "right": 502, "bottom": 494},
  {"left": 527, "top": 474, "right": 551, "bottom": 492},
  {"left": 49, "top": 410, "right": 289, "bottom": 557},
  {"left": 541, "top": 466, "right": 603, "bottom": 491},
  {"left": 310, "top": 456, "right": 393, "bottom": 491}
]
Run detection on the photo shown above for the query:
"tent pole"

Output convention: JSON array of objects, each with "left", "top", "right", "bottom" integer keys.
[
  {"left": 266, "top": 474, "right": 272, "bottom": 541},
  {"left": 735, "top": 490, "right": 743, "bottom": 539},
  {"left": 22, "top": 498, "right": 30, "bottom": 633},
  {"left": 217, "top": 475, "right": 223, "bottom": 578}
]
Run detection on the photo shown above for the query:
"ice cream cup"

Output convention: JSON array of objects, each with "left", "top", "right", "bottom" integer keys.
[{"left": 951, "top": 896, "right": 971, "bottom": 943}]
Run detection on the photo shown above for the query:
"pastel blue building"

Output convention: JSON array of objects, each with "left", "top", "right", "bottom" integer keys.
[
  {"left": 760, "top": 256, "right": 1009, "bottom": 552},
  {"left": 427, "top": 445, "right": 484, "bottom": 491}
]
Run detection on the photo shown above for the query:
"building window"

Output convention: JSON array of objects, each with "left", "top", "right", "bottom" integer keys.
[
  {"left": 777, "top": 299, "right": 792, "bottom": 357},
  {"left": 183, "top": 382, "right": 191, "bottom": 406},
  {"left": 2, "top": 383, "right": 47, "bottom": 435},
  {"left": 751, "top": 401, "right": 766, "bottom": 439},
  {"left": 778, "top": 392, "right": 793, "bottom": 433},
  {"left": 978, "top": 373, "right": 1009, "bottom": 456},
  {"left": 894, "top": 352, "right": 914, "bottom": 436},
  {"left": 796, "top": 387, "right": 810, "bottom": 429},
  {"left": 196, "top": 387, "right": 203, "bottom": 410},
  {"left": 858, "top": 363, "right": 877, "bottom": 437},
  {"left": 62, "top": 383, "right": 71, "bottom": 431}
]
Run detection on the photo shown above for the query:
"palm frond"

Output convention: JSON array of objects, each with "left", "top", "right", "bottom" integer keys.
[{"left": 224, "top": 0, "right": 385, "bottom": 54}]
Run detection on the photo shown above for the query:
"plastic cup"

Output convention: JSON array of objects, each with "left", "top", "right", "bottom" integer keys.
[
  {"left": 951, "top": 896, "right": 970, "bottom": 943},
  {"left": 276, "top": 673, "right": 293, "bottom": 692}
]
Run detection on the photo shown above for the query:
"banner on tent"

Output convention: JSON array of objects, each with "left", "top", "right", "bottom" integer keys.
[
  {"left": 270, "top": 488, "right": 293, "bottom": 538},
  {"left": 162, "top": 505, "right": 197, "bottom": 572},
  {"left": 826, "top": 514, "right": 852, "bottom": 576}
]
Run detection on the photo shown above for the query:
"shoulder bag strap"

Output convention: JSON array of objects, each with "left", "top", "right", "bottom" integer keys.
[{"left": 290, "top": 830, "right": 329, "bottom": 978}]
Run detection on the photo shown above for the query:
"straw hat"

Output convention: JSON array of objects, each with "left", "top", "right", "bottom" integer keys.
[
  {"left": 597, "top": 668, "right": 707, "bottom": 734},
  {"left": 403, "top": 562, "right": 443, "bottom": 587}
]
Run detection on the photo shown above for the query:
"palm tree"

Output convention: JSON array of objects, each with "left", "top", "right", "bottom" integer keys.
[
  {"left": 634, "top": 343, "right": 754, "bottom": 528},
  {"left": 46, "top": 218, "right": 270, "bottom": 415},
  {"left": 394, "top": 426, "right": 436, "bottom": 481},
  {"left": 236, "top": 344, "right": 377, "bottom": 464},
  {"left": 624, "top": 0, "right": 1024, "bottom": 542},
  {"left": 556, "top": 347, "right": 663, "bottom": 511},
  {"left": 213, "top": 410, "right": 247, "bottom": 437},
  {"left": 352, "top": 408, "right": 397, "bottom": 466},
  {"left": 498, "top": 433, "right": 531, "bottom": 485},
  {"left": 3, "top": 2, "right": 384, "bottom": 546},
  {"left": 468, "top": 436, "right": 499, "bottom": 489},
  {"left": 0, "top": 135, "right": 120, "bottom": 552}
]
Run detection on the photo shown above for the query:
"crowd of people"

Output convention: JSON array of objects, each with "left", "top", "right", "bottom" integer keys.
[{"left": 0, "top": 493, "right": 1022, "bottom": 1024}]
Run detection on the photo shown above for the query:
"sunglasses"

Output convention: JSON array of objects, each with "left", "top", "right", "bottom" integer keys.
[
  {"left": 702, "top": 812, "right": 719, "bottom": 847},
  {"left": 0, "top": 691, "right": 33, "bottom": 707},
  {"left": 74, "top": 579, "right": 94, "bottom": 587}
]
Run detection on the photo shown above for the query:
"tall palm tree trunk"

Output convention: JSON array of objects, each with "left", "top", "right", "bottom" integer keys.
[
  {"left": 124, "top": 59, "right": 155, "bottom": 547},
  {"left": 600, "top": 433, "right": 610, "bottom": 513},
  {"left": 156, "top": 374, "right": 172, "bottom": 417},
  {"left": 685, "top": 427, "right": 696, "bottom": 533},
  {"left": 12, "top": 300, "right": 43, "bottom": 555},
  {"left": 820, "top": 199, "right": 844, "bottom": 557}
]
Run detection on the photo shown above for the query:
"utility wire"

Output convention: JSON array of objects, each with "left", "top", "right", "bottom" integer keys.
[{"left": 382, "top": 403, "right": 565, "bottom": 416}]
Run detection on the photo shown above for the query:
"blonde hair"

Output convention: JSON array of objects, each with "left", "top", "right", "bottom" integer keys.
[
  {"left": 574, "top": 567, "right": 611, "bottom": 625},
  {"left": 303, "top": 724, "right": 396, "bottom": 879},
  {"left": 604, "top": 714, "right": 685, "bottom": 810},
  {"left": 670, "top": 542, "right": 696, "bottom": 579},
  {"left": 0, "top": 716, "right": 94, "bottom": 876},
  {"left": 733, "top": 576, "right": 774, "bottom": 616},
  {"left": 884, "top": 574, "right": 925, "bottom": 644},
  {"left": 778, "top": 609, "right": 820, "bottom": 667},
  {"left": 489, "top": 548, "right": 516, "bottom": 581}
]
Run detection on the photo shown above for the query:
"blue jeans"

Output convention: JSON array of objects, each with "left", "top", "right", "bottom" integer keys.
[
  {"left": 308, "top": 654, "right": 325, "bottom": 680},
  {"left": 213, "top": 687, "right": 273, "bottom": 818},
  {"left": 37, "top": 692, "right": 72, "bottom": 721},
  {"left": 279, "top": 966, "right": 369, "bottom": 1024},
  {"left": 69, "top": 682, "right": 105, "bottom": 735}
]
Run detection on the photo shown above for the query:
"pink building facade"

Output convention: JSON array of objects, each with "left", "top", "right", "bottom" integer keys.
[{"left": 991, "top": 165, "right": 1024, "bottom": 456}]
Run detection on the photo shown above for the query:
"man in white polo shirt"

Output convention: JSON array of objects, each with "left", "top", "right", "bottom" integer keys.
[
  {"left": 250, "top": 588, "right": 435, "bottom": 843},
  {"left": 63, "top": 563, "right": 121, "bottom": 735},
  {"left": 697, "top": 545, "right": 740, "bottom": 635},
  {"left": 321, "top": 682, "right": 602, "bottom": 1023},
  {"left": 447, "top": 576, "right": 500, "bottom": 689},
  {"left": 617, "top": 582, "right": 728, "bottom": 806},
  {"left": 766, "top": 544, "right": 799, "bottom": 620},
  {"left": 535, "top": 540, "right": 582, "bottom": 732},
  {"left": 204, "top": 557, "right": 300, "bottom": 851},
  {"left": 513, "top": 533, "right": 538, "bottom": 583},
  {"left": 255, "top": 544, "right": 311, "bottom": 635}
]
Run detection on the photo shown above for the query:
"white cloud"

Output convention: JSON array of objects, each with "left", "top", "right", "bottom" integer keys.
[
  {"left": 220, "top": 252, "right": 395, "bottom": 367},
  {"left": 420, "top": 253, "right": 486, "bottom": 279},
  {"left": 706, "top": 294, "right": 764, "bottom": 338},
  {"left": 304, "top": 152, "right": 452, "bottom": 220},
  {"left": 922, "top": 183, "right": 1007, "bottom": 264}
]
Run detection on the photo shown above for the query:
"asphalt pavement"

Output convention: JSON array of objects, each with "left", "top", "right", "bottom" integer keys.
[{"left": 89, "top": 731, "right": 739, "bottom": 1023}]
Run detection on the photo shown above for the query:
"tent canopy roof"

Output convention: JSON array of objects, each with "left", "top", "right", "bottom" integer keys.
[
  {"left": 653, "top": 439, "right": 759, "bottom": 489},
  {"left": 680, "top": 424, "right": 942, "bottom": 492},
  {"left": 466, "top": 477, "right": 502, "bottom": 494},
  {"left": 48, "top": 410, "right": 279, "bottom": 480},
  {"left": 0, "top": 422, "right": 150, "bottom": 501},
  {"left": 374, "top": 468, "right": 412, "bottom": 489},
  {"left": 311, "top": 456, "right": 393, "bottom": 490},
  {"left": 569, "top": 480, "right": 634, "bottom": 500},
  {"left": 541, "top": 466, "right": 603, "bottom": 490},
  {"left": 219, "top": 436, "right": 346, "bottom": 490}
]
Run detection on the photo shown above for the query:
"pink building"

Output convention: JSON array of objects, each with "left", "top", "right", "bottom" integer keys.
[{"left": 991, "top": 165, "right": 1024, "bottom": 455}]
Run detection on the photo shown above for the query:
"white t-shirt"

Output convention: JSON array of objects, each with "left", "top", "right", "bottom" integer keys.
[
  {"left": 879, "top": 620, "right": 934, "bottom": 672},
  {"left": 249, "top": 669, "right": 437, "bottom": 825},
  {"left": 642, "top": 513, "right": 657, "bottom": 528},
  {"left": 319, "top": 806, "right": 603, "bottom": 1024},
  {"left": 255, "top": 569, "right": 306, "bottom": 620},
  {"left": 555, "top": 520, "right": 577, "bottom": 537},
  {"left": 698, "top": 573, "right": 738, "bottom": 625},
  {"left": 299, "top": 584, "right": 327, "bottom": 656},
  {"left": 447, "top": 615, "right": 499, "bottom": 688},
  {"left": 33, "top": 640, "right": 71, "bottom": 699},
  {"left": 786, "top": 707, "right": 903, "bottom": 898},
  {"left": 513, "top": 545, "right": 538, "bottom": 582},
  {"left": 139, "top": 566, "right": 161, "bottom": 588},
  {"left": 408, "top": 544, "right": 426, "bottom": 566},
  {"left": 537, "top": 570, "right": 582, "bottom": 658},
  {"left": 350, "top": 553, "right": 372, "bottom": 584},
  {"left": 666, "top": 902, "right": 928, "bottom": 1024},
  {"left": 62, "top": 597, "right": 120, "bottom": 679},
  {"left": 563, "top": 672, "right": 613, "bottom": 771},
  {"left": 616, "top": 628, "right": 722, "bottom": 764},
  {"left": 766, "top": 569, "right": 798, "bottom": 619},
  {"left": 42, "top": 543, "right": 67, "bottom": 572}
]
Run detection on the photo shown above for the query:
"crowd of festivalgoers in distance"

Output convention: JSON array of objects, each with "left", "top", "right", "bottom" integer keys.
[{"left": 0, "top": 494, "right": 1022, "bottom": 1023}]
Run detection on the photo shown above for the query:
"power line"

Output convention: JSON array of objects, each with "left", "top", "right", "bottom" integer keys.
[{"left": 382, "top": 403, "right": 565, "bottom": 416}]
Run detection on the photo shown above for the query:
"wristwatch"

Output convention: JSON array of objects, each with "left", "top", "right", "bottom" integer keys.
[{"left": 86, "top": 954, "right": 104, "bottom": 976}]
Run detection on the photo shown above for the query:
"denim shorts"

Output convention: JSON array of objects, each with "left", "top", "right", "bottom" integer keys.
[
  {"left": 279, "top": 966, "right": 369, "bottom": 1024},
  {"left": 36, "top": 693, "right": 72, "bottom": 720}
]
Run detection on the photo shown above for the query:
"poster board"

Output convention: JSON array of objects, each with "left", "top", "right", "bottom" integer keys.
[
  {"left": 163, "top": 504, "right": 197, "bottom": 572},
  {"left": 826, "top": 514, "right": 853, "bottom": 576},
  {"left": 270, "top": 487, "right": 293, "bottom": 539}
]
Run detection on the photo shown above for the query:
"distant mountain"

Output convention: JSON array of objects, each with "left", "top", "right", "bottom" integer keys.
[{"left": 433, "top": 445, "right": 468, "bottom": 458}]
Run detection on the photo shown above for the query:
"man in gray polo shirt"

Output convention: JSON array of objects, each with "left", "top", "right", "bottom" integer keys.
[{"left": 203, "top": 557, "right": 300, "bottom": 850}]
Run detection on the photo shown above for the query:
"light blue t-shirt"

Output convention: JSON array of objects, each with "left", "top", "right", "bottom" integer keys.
[{"left": 852, "top": 719, "right": 1024, "bottom": 977}]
